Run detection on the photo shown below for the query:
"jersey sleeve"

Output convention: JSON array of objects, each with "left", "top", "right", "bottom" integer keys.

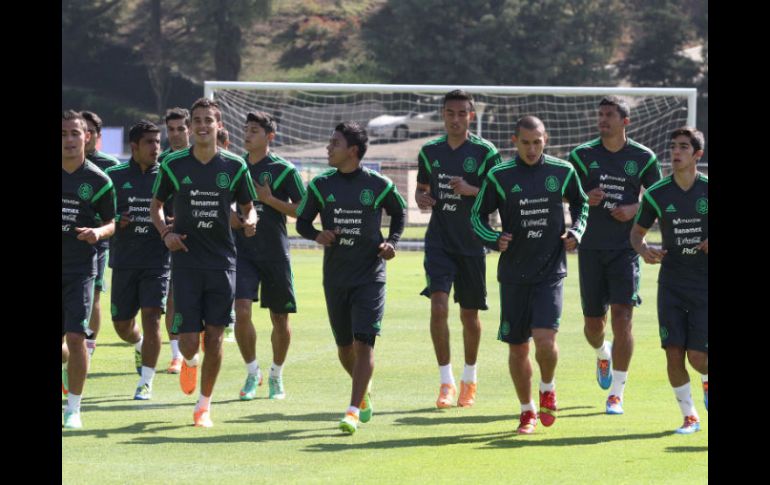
[
  {"left": 152, "top": 163, "right": 176, "bottom": 202},
  {"left": 470, "top": 175, "right": 501, "bottom": 251},
  {"left": 569, "top": 148, "right": 589, "bottom": 184},
  {"left": 635, "top": 191, "right": 660, "bottom": 229},
  {"left": 233, "top": 165, "right": 257, "bottom": 205},
  {"left": 381, "top": 185, "right": 406, "bottom": 248},
  {"left": 417, "top": 148, "right": 431, "bottom": 185},
  {"left": 295, "top": 179, "right": 323, "bottom": 241},
  {"left": 639, "top": 152, "right": 662, "bottom": 189},
  {"left": 563, "top": 167, "right": 589, "bottom": 242},
  {"left": 478, "top": 146, "right": 502, "bottom": 179},
  {"left": 92, "top": 179, "right": 116, "bottom": 222},
  {"left": 281, "top": 167, "right": 307, "bottom": 203}
]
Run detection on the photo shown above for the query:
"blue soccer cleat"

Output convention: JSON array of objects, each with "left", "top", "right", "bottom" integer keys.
[{"left": 606, "top": 395, "right": 624, "bottom": 415}]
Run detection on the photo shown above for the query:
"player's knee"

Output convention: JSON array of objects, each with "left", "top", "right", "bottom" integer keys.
[
  {"left": 610, "top": 304, "right": 633, "bottom": 325},
  {"left": 686, "top": 350, "right": 708, "bottom": 372},
  {"left": 234, "top": 300, "right": 252, "bottom": 321}
]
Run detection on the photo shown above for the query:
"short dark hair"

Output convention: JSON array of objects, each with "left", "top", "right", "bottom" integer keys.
[
  {"left": 514, "top": 115, "right": 546, "bottom": 136},
  {"left": 63, "top": 109, "right": 87, "bottom": 130},
  {"left": 165, "top": 107, "right": 191, "bottom": 127},
  {"left": 335, "top": 122, "right": 368, "bottom": 160},
  {"left": 598, "top": 96, "right": 630, "bottom": 118},
  {"left": 670, "top": 126, "right": 705, "bottom": 153},
  {"left": 80, "top": 110, "right": 103, "bottom": 133},
  {"left": 190, "top": 97, "right": 222, "bottom": 121},
  {"left": 443, "top": 89, "right": 474, "bottom": 111},
  {"left": 128, "top": 120, "right": 161, "bottom": 144},
  {"left": 217, "top": 128, "right": 229, "bottom": 145},
  {"left": 245, "top": 111, "right": 277, "bottom": 134}
]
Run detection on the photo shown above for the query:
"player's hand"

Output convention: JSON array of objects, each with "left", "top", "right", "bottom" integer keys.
[
  {"left": 75, "top": 227, "right": 101, "bottom": 244},
  {"left": 315, "top": 230, "right": 337, "bottom": 247},
  {"left": 164, "top": 232, "right": 189, "bottom": 252},
  {"left": 242, "top": 218, "right": 256, "bottom": 237},
  {"left": 639, "top": 244, "right": 666, "bottom": 264},
  {"left": 229, "top": 211, "right": 243, "bottom": 229},
  {"left": 696, "top": 238, "right": 708, "bottom": 254},
  {"left": 498, "top": 232, "right": 512, "bottom": 252},
  {"left": 378, "top": 242, "right": 396, "bottom": 260},
  {"left": 416, "top": 191, "right": 436, "bottom": 209},
  {"left": 254, "top": 179, "right": 273, "bottom": 204},
  {"left": 587, "top": 188, "right": 606, "bottom": 207},
  {"left": 562, "top": 231, "right": 577, "bottom": 251},
  {"left": 610, "top": 203, "right": 638, "bottom": 222},
  {"left": 118, "top": 212, "right": 132, "bottom": 230},
  {"left": 449, "top": 176, "right": 478, "bottom": 196}
]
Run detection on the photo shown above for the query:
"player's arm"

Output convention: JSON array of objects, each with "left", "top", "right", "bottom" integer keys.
[
  {"left": 415, "top": 148, "right": 436, "bottom": 209},
  {"left": 260, "top": 168, "right": 307, "bottom": 217},
  {"left": 449, "top": 176, "right": 479, "bottom": 196},
  {"left": 378, "top": 185, "right": 407, "bottom": 260},
  {"left": 76, "top": 181, "right": 116, "bottom": 244},
  {"left": 569, "top": 148, "right": 605, "bottom": 206},
  {"left": 614, "top": 153, "right": 662, "bottom": 222},
  {"left": 295, "top": 180, "right": 335, "bottom": 246},
  {"left": 235, "top": 167, "right": 258, "bottom": 237},
  {"left": 150, "top": 165, "right": 187, "bottom": 252},
  {"left": 562, "top": 168, "right": 589, "bottom": 251},
  {"left": 239, "top": 202, "right": 257, "bottom": 237},
  {"left": 630, "top": 194, "right": 666, "bottom": 264},
  {"left": 470, "top": 176, "right": 509, "bottom": 252}
]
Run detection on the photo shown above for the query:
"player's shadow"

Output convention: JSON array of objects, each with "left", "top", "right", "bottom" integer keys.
[
  {"left": 123, "top": 428, "right": 333, "bottom": 446},
  {"left": 84, "top": 372, "right": 133, "bottom": 379},
  {"left": 482, "top": 430, "right": 672, "bottom": 449},
  {"left": 303, "top": 431, "right": 512, "bottom": 452},
  {"left": 78, "top": 400, "right": 191, "bottom": 413},
  {"left": 62, "top": 421, "right": 186, "bottom": 439},
  {"left": 666, "top": 446, "right": 708, "bottom": 453},
  {"left": 393, "top": 406, "right": 594, "bottom": 426}
]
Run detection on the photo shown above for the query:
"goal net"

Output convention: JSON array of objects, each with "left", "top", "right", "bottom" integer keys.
[{"left": 206, "top": 82, "right": 697, "bottom": 227}]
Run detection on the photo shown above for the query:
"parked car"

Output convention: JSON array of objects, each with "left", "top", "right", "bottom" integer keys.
[{"left": 366, "top": 110, "right": 444, "bottom": 140}]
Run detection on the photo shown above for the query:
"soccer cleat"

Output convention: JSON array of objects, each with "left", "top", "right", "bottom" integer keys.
[
  {"left": 63, "top": 410, "right": 82, "bottom": 429},
  {"left": 239, "top": 371, "right": 263, "bottom": 401},
  {"left": 193, "top": 407, "right": 213, "bottom": 428},
  {"left": 268, "top": 376, "right": 286, "bottom": 400},
  {"left": 62, "top": 367, "right": 69, "bottom": 396},
  {"left": 134, "top": 348, "right": 142, "bottom": 376},
  {"left": 596, "top": 358, "right": 612, "bottom": 390},
  {"left": 703, "top": 381, "right": 708, "bottom": 411},
  {"left": 457, "top": 381, "right": 477, "bottom": 408},
  {"left": 339, "top": 412, "right": 359, "bottom": 434},
  {"left": 167, "top": 358, "right": 182, "bottom": 374},
  {"left": 674, "top": 415, "right": 701, "bottom": 434},
  {"left": 517, "top": 410, "right": 537, "bottom": 435},
  {"left": 134, "top": 383, "right": 152, "bottom": 400},
  {"left": 180, "top": 360, "right": 198, "bottom": 395},
  {"left": 436, "top": 383, "right": 457, "bottom": 409},
  {"left": 606, "top": 395, "right": 624, "bottom": 415},
  {"left": 359, "top": 392, "right": 373, "bottom": 423},
  {"left": 539, "top": 390, "right": 557, "bottom": 427}
]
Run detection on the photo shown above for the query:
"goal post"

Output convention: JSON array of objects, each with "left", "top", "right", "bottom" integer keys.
[{"left": 205, "top": 81, "right": 697, "bottom": 227}]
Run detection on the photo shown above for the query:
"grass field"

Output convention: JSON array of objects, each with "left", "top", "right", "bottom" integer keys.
[{"left": 62, "top": 249, "right": 707, "bottom": 484}]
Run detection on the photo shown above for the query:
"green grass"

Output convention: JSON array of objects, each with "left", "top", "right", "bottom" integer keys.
[{"left": 62, "top": 250, "right": 706, "bottom": 484}]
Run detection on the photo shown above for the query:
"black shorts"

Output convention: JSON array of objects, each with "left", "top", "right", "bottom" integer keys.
[
  {"left": 110, "top": 268, "right": 171, "bottom": 321},
  {"left": 657, "top": 283, "right": 708, "bottom": 353},
  {"left": 235, "top": 257, "right": 297, "bottom": 314},
  {"left": 420, "top": 246, "right": 487, "bottom": 310},
  {"left": 170, "top": 267, "right": 235, "bottom": 334},
  {"left": 498, "top": 278, "right": 563, "bottom": 345},
  {"left": 94, "top": 247, "right": 109, "bottom": 292},
  {"left": 324, "top": 282, "right": 385, "bottom": 347},
  {"left": 62, "top": 272, "right": 95, "bottom": 335},
  {"left": 578, "top": 248, "right": 641, "bottom": 317}
]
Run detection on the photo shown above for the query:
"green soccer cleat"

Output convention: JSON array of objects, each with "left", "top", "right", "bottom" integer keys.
[
  {"left": 268, "top": 376, "right": 286, "bottom": 400},
  {"left": 134, "top": 348, "right": 142, "bottom": 376},
  {"left": 239, "top": 371, "right": 262, "bottom": 401},
  {"left": 63, "top": 410, "right": 82, "bottom": 429},
  {"left": 339, "top": 412, "right": 359, "bottom": 434},
  {"left": 134, "top": 383, "right": 152, "bottom": 400},
  {"left": 359, "top": 392, "right": 373, "bottom": 423}
]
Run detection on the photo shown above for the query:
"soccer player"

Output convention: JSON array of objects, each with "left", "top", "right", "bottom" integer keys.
[
  {"left": 231, "top": 112, "right": 306, "bottom": 400},
  {"left": 217, "top": 127, "right": 230, "bottom": 150},
  {"left": 296, "top": 122, "right": 406, "bottom": 434},
  {"left": 415, "top": 89, "right": 502, "bottom": 408},
  {"left": 62, "top": 110, "right": 116, "bottom": 428},
  {"left": 80, "top": 110, "right": 121, "bottom": 358},
  {"left": 150, "top": 98, "right": 257, "bottom": 427},
  {"left": 568, "top": 96, "right": 662, "bottom": 414},
  {"left": 105, "top": 121, "right": 172, "bottom": 400},
  {"left": 630, "top": 127, "right": 708, "bottom": 434},
  {"left": 471, "top": 116, "right": 588, "bottom": 434},
  {"left": 160, "top": 107, "right": 191, "bottom": 374}
]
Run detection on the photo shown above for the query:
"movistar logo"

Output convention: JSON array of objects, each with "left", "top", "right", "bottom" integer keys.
[
  {"left": 122, "top": 182, "right": 133, "bottom": 189},
  {"left": 432, "top": 160, "right": 440, "bottom": 168},
  {"left": 511, "top": 184, "right": 522, "bottom": 193},
  {"left": 182, "top": 176, "right": 193, "bottom": 184},
  {"left": 665, "top": 204, "right": 677, "bottom": 213},
  {"left": 589, "top": 161, "right": 600, "bottom": 169},
  {"left": 326, "top": 194, "right": 336, "bottom": 202}
]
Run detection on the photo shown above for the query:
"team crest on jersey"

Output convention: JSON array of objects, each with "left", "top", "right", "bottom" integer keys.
[
  {"left": 216, "top": 172, "right": 230, "bottom": 189},
  {"left": 360, "top": 189, "right": 374, "bottom": 206},
  {"left": 77, "top": 183, "right": 93, "bottom": 200},
  {"left": 624, "top": 160, "right": 638, "bottom": 176},
  {"left": 696, "top": 197, "right": 708, "bottom": 215},
  {"left": 463, "top": 157, "right": 477, "bottom": 173},
  {"left": 259, "top": 172, "right": 272, "bottom": 186},
  {"left": 545, "top": 176, "right": 559, "bottom": 192}
]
